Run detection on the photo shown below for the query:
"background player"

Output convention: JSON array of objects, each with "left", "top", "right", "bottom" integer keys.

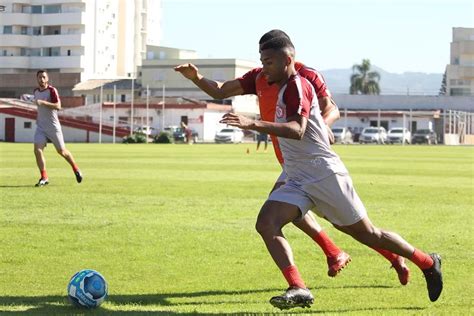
[{"left": 32, "top": 70, "right": 82, "bottom": 186}]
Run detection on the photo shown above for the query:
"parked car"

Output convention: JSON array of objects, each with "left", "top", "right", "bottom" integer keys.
[
  {"left": 359, "top": 127, "right": 387, "bottom": 144},
  {"left": 412, "top": 129, "right": 438, "bottom": 144},
  {"left": 163, "top": 125, "right": 180, "bottom": 135},
  {"left": 215, "top": 128, "right": 244, "bottom": 143},
  {"left": 331, "top": 127, "right": 353, "bottom": 144},
  {"left": 387, "top": 128, "right": 411, "bottom": 144},
  {"left": 173, "top": 127, "right": 198, "bottom": 143},
  {"left": 134, "top": 125, "right": 157, "bottom": 137}
]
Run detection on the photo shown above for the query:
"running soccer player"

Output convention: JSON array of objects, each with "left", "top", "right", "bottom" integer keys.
[
  {"left": 175, "top": 30, "right": 410, "bottom": 285},
  {"left": 32, "top": 70, "right": 83, "bottom": 187},
  {"left": 220, "top": 36, "right": 442, "bottom": 310},
  {"left": 175, "top": 41, "right": 351, "bottom": 279}
]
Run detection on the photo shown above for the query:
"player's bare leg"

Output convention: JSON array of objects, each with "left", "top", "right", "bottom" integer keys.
[
  {"left": 57, "top": 147, "right": 82, "bottom": 183},
  {"left": 333, "top": 222, "right": 409, "bottom": 285},
  {"left": 270, "top": 181, "right": 351, "bottom": 277},
  {"left": 34, "top": 143, "right": 48, "bottom": 186},
  {"left": 293, "top": 212, "right": 351, "bottom": 277},
  {"left": 256, "top": 200, "right": 314, "bottom": 310},
  {"left": 335, "top": 217, "right": 442, "bottom": 302}
]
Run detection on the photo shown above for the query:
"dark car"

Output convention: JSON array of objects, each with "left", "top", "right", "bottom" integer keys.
[
  {"left": 412, "top": 129, "right": 438, "bottom": 144},
  {"left": 173, "top": 127, "right": 198, "bottom": 143}
]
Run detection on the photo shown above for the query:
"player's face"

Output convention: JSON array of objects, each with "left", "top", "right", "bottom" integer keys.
[
  {"left": 37, "top": 72, "right": 48, "bottom": 88},
  {"left": 260, "top": 48, "right": 287, "bottom": 84}
]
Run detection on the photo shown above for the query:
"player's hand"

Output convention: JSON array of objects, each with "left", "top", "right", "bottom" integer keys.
[
  {"left": 174, "top": 63, "right": 200, "bottom": 81},
  {"left": 220, "top": 113, "right": 254, "bottom": 129},
  {"left": 326, "top": 124, "right": 335, "bottom": 144},
  {"left": 35, "top": 99, "right": 44, "bottom": 106}
]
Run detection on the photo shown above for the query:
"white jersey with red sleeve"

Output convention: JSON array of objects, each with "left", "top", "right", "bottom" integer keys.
[
  {"left": 33, "top": 85, "right": 61, "bottom": 131},
  {"left": 275, "top": 74, "right": 347, "bottom": 182}
]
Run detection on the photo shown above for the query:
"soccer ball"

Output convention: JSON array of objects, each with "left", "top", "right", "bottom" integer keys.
[{"left": 67, "top": 269, "right": 108, "bottom": 308}]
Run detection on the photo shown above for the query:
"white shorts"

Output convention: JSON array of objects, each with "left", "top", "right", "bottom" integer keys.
[
  {"left": 268, "top": 173, "right": 367, "bottom": 226},
  {"left": 34, "top": 127, "right": 65, "bottom": 151}
]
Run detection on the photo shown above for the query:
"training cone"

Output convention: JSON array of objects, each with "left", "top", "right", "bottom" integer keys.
[{"left": 246, "top": 148, "right": 250, "bottom": 154}]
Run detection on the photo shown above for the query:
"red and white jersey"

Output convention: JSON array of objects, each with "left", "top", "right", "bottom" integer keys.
[
  {"left": 238, "top": 62, "right": 331, "bottom": 164},
  {"left": 275, "top": 74, "right": 347, "bottom": 182},
  {"left": 33, "top": 85, "right": 61, "bottom": 130}
]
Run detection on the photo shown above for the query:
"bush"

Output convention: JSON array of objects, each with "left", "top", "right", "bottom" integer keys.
[
  {"left": 122, "top": 133, "right": 147, "bottom": 143},
  {"left": 154, "top": 132, "right": 173, "bottom": 144}
]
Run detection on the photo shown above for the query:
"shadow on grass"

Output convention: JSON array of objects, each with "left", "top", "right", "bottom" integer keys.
[
  {"left": 0, "top": 185, "right": 35, "bottom": 188},
  {"left": 0, "top": 287, "right": 426, "bottom": 315}
]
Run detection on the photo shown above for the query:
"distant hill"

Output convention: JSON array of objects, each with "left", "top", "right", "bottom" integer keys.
[{"left": 320, "top": 66, "right": 443, "bottom": 96}]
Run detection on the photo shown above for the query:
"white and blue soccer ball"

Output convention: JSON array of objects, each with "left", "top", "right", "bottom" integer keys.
[{"left": 67, "top": 269, "right": 108, "bottom": 308}]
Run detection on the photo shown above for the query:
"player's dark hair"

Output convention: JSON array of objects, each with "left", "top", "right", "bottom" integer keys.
[
  {"left": 260, "top": 36, "right": 295, "bottom": 57},
  {"left": 36, "top": 69, "right": 47, "bottom": 76},
  {"left": 259, "top": 29, "right": 290, "bottom": 44}
]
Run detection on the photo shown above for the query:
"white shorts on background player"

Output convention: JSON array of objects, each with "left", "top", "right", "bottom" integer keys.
[{"left": 34, "top": 127, "right": 65, "bottom": 151}]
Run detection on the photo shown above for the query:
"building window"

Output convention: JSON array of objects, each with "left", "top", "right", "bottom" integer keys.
[
  {"left": 24, "top": 122, "right": 32, "bottom": 129},
  {"left": 44, "top": 5, "right": 61, "bottom": 14},
  {"left": 3, "top": 26, "right": 12, "bottom": 34},
  {"left": 3, "top": 50, "right": 7, "bottom": 56},
  {"left": 31, "top": 5, "right": 42, "bottom": 14},
  {"left": 121, "top": 94, "right": 126, "bottom": 102},
  {"left": 21, "top": 26, "right": 28, "bottom": 35},
  {"left": 33, "top": 27, "right": 41, "bottom": 36},
  {"left": 67, "top": 50, "right": 71, "bottom": 56}
]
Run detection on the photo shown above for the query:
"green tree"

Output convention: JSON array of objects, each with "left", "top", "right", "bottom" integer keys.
[
  {"left": 350, "top": 59, "right": 381, "bottom": 95},
  {"left": 439, "top": 70, "right": 447, "bottom": 96}
]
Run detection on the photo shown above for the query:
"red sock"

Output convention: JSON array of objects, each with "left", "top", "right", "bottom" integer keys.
[
  {"left": 72, "top": 164, "right": 80, "bottom": 172},
  {"left": 281, "top": 265, "right": 306, "bottom": 289},
  {"left": 40, "top": 169, "right": 48, "bottom": 179},
  {"left": 410, "top": 249, "right": 434, "bottom": 270},
  {"left": 372, "top": 247, "right": 399, "bottom": 263},
  {"left": 313, "top": 231, "right": 341, "bottom": 258}
]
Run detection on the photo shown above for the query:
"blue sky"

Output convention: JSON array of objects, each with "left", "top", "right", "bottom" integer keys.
[{"left": 160, "top": 0, "right": 473, "bottom": 74}]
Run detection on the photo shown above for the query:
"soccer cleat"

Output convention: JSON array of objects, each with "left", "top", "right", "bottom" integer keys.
[
  {"left": 269, "top": 286, "right": 314, "bottom": 310},
  {"left": 391, "top": 256, "right": 410, "bottom": 285},
  {"left": 35, "top": 178, "right": 49, "bottom": 187},
  {"left": 327, "top": 251, "right": 351, "bottom": 277},
  {"left": 422, "top": 253, "right": 443, "bottom": 302},
  {"left": 74, "top": 170, "right": 83, "bottom": 183}
]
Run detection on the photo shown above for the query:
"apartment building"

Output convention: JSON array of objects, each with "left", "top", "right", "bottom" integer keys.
[
  {"left": 446, "top": 27, "right": 474, "bottom": 96},
  {"left": 0, "top": 0, "right": 161, "bottom": 97}
]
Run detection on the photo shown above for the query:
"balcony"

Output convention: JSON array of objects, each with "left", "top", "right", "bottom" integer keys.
[
  {"left": 31, "top": 34, "right": 85, "bottom": 47},
  {"left": 0, "top": 34, "right": 31, "bottom": 47},
  {"left": 1, "top": 13, "right": 32, "bottom": 25},
  {"left": 31, "top": 12, "right": 85, "bottom": 26},
  {"left": 0, "top": 56, "right": 30, "bottom": 69},
  {"left": 30, "top": 56, "right": 84, "bottom": 69}
]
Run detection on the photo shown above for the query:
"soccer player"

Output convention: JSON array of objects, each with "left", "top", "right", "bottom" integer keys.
[
  {"left": 175, "top": 30, "right": 411, "bottom": 284},
  {"left": 32, "top": 70, "right": 83, "bottom": 187},
  {"left": 175, "top": 38, "right": 352, "bottom": 279},
  {"left": 219, "top": 36, "right": 442, "bottom": 310}
]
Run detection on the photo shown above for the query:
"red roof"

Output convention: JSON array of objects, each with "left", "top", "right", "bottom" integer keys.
[{"left": 0, "top": 106, "right": 129, "bottom": 137}]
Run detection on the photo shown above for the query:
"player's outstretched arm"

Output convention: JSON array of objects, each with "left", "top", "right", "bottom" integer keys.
[{"left": 174, "top": 63, "right": 244, "bottom": 99}]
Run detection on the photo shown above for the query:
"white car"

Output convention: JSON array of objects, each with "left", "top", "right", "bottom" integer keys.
[
  {"left": 359, "top": 127, "right": 387, "bottom": 144},
  {"left": 331, "top": 127, "right": 353, "bottom": 144},
  {"left": 215, "top": 128, "right": 244, "bottom": 143},
  {"left": 134, "top": 126, "right": 157, "bottom": 137},
  {"left": 388, "top": 128, "right": 411, "bottom": 144}
]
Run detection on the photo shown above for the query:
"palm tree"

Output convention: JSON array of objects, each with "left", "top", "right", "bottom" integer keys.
[{"left": 349, "top": 59, "right": 381, "bottom": 95}]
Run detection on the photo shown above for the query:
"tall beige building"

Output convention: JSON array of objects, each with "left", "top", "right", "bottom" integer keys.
[
  {"left": 0, "top": 0, "right": 161, "bottom": 97},
  {"left": 446, "top": 27, "right": 474, "bottom": 96}
]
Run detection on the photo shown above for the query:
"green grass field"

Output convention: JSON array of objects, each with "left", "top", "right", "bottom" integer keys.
[{"left": 0, "top": 143, "right": 473, "bottom": 315}]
